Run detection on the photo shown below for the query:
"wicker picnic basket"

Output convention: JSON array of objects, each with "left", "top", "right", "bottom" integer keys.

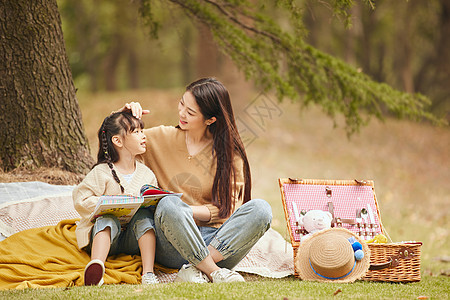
[
  {"left": 279, "top": 178, "right": 422, "bottom": 282},
  {"left": 365, "top": 242, "right": 422, "bottom": 282}
]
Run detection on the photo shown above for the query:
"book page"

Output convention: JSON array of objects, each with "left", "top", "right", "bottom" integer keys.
[{"left": 89, "top": 195, "right": 143, "bottom": 225}]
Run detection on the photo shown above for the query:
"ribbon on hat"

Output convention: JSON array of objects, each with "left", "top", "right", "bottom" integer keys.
[
  {"left": 309, "top": 260, "right": 356, "bottom": 280},
  {"left": 308, "top": 237, "right": 363, "bottom": 280}
]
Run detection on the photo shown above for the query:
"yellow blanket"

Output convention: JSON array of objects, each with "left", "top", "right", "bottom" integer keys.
[{"left": 0, "top": 219, "right": 171, "bottom": 290}]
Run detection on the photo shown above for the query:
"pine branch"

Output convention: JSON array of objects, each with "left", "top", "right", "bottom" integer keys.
[
  {"left": 202, "top": 0, "right": 283, "bottom": 44},
  {"left": 140, "top": 0, "right": 446, "bottom": 135}
]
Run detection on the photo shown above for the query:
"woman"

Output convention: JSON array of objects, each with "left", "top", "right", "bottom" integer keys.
[{"left": 120, "top": 77, "right": 272, "bottom": 283}]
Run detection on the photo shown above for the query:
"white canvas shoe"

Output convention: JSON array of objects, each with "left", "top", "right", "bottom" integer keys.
[
  {"left": 174, "top": 264, "right": 210, "bottom": 283},
  {"left": 210, "top": 268, "right": 245, "bottom": 283},
  {"left": 141, "top": 272, "right": 160, "bottom": 284}
]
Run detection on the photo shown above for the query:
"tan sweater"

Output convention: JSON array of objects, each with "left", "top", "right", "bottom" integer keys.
[
  {"left": 72, "top": 161, "right": 157, "bottom": 249},
  {"left": 140, "top": 125, "right": 244, "bottom": 228}
]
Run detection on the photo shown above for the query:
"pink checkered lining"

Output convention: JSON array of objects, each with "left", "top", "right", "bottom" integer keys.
[{"left": 282, "top": 183, "right": 382, "bottom": 242}]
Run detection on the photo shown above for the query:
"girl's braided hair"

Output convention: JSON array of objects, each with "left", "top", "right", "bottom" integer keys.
[{"left": 95, "top": 111, "right": 144, "bottom": 193}]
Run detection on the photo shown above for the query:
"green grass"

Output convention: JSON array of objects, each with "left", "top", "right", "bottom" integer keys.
[{"left": 1, "top": 276, "right": 449, "bottom": 299}]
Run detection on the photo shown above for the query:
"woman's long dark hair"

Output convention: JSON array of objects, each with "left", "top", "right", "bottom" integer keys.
[
  {"left": 186, "top": 77, "right": 251, "bottom": 218},
  {"left": 96, "top": 111, "right": 144, "bottom": 193}
]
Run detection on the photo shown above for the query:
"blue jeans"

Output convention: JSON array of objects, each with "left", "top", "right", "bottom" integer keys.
[
  {"left": 87, "top": 208, "right": 154, "bottom": 256},
  {"left": 151, "top": 196, "right": 272, "bottom": 269}
]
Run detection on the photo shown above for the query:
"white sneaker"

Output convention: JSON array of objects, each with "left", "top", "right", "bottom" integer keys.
[
  {"left": 174, "top": 264, "right": 210, "bottom": 283},
  {"left": 84, "top": 259, "right": 105, "bottom": 286},
  {"left": 142, "top": 272, "right": 159, "bottom": 284},
  {"left": 210, "top": 268, "right": 245, "bottom": 283}
]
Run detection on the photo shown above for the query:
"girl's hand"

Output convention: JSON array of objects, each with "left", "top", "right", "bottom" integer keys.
[{"left": 117, "top": 102, "right": 150, "bottom": 119}]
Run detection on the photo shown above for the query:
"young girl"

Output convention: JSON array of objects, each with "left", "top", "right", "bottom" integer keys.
[{"left": 73, "top": 111, "right": 159, "bottom": 286}]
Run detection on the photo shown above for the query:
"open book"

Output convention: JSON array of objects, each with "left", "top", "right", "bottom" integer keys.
[{"left": 89, "top": 184, "right": 182, "bottom": 225}]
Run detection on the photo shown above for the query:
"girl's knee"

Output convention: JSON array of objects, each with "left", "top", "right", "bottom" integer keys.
[
  {"left": 95, "top": 215, "right": 121, "bottom": 232},
  {"left": 130, "top": 209, "right": 155, "bottom": 240},
  {"left": 92, "top": 214, "right": 121, "bottom": 243}
]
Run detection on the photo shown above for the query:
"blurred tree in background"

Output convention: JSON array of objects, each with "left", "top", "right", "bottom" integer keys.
[
  {"left": 58, "top": 0, "right": 207, "bottom": 91},
  {"left": 303, "top": 0, "right": 449, "bottom": 116},
  {"left": 1, "top": 0, "right": 446, "bottom": 173},
  {"left": 60, "top": 0, "right": 184, "bottom": 90},
  {"left": 59, "top": 0, "right": 448, "bottom": 126}
]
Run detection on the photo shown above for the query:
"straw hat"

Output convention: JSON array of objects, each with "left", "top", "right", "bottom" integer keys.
[{"left": 295, "top": 228, "right": 370, "bottom": 283}]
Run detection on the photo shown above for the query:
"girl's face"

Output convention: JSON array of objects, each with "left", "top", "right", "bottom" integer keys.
[
  {"left": 178, "top": 91, "right": 208, "bottom": 132},
  {"left": 120, "top": 126, "right": 146, "bottom": 156}
]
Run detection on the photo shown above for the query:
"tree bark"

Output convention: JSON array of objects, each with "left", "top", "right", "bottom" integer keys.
[
  {"left": 181, "top": 25, "right": 193, "bottom": 85},
  {"left": 104, "top": 33, "right": 122, "bottom": 91},
  {"left": 0, "top": 0, "right": 94, "bottom": 173},
  {"left": 360, "top": 5, "right": 374, "bottom": 77},
  {"left": 397, "top": 2, "right": 415, "bottom": 94},
  {"left": 128, "top": 49, "right": 139, "bottom": 90},
  {"left": 69, "top": 0, "right": 101, "bottom": 92},
  {"left": 196, "top": 24, "right": 219, "bottom": 78}
]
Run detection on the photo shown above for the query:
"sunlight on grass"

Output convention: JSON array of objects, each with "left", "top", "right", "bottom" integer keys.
[{"left": 1, "top": 276, "right": 449, "bottom": 299}]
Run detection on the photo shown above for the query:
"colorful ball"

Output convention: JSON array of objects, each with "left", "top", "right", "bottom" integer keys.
[
  {"left": 348, "top": 237, "right": 357, "bottom": 244},
  {"left": 352, "top": 241, "right": 363, "bottom": 251},
  {"left": 354, "top": 249, "right": 364, "bottom": 261}
]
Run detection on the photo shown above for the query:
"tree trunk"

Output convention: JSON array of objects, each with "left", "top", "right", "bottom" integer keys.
[
  {"left": 397, "top": 2, "right": 415, "bottom": 94},
  {"left": 70, "top": 0, "right": 101, "bottom": 92},
  {"left": 344, "top": 5, "right": 357, "bottom": 66},
  {"left": 104, "top": 34, "right": 122, "bottom": 91},
  {"left": 430, "top": 0, "right": 450, "bottom": 113},
  {"left": 360, "top": 5, "right": 375, "bottom": 76},
  {"left": 0, "top": 0, "right": 94, "bottom": 173},
  {"left": 181, "top": 25, "right": 193, "bottom": 85},
  {"left": 196, "top": 24, "right": 219, "bottom": 78},
  {"left": 128, "top": 49, "right": 139, "bottom": 90}
]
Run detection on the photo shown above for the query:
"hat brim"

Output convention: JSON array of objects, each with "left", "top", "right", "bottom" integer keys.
[{"left": 295, "top": 228, "right": 370, "bottom": 283}]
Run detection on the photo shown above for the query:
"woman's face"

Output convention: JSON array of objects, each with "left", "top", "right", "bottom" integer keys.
[{"left": 178, "top": 91, "right": 208, "bottom": 132}]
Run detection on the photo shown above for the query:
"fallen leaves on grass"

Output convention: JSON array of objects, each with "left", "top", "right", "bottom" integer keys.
[{"left": 333, "top": 288, "right": 342, "bottom": 296}]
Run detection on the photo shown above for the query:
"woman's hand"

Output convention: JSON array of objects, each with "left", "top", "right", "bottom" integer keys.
[{"left": 117, "top": 102, "right": 150, "bottom": 119}]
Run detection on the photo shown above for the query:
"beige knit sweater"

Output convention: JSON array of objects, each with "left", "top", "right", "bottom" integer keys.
[
  {"left": 72, "top": 161, "right": 157, "bottom": 249},
  {"left": 140, "top": 125, "right": 245, "bottom": 228}
]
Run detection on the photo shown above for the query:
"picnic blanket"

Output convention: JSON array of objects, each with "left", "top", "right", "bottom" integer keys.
[
  {"left": 0, "top": 218, "right": 178, "bottom": 290},
  {"left": 0, "top": 219, "right": 137, "bottom": 289},
  {"left": 0, "top": 182, "right": 294, "bottom": 290}
]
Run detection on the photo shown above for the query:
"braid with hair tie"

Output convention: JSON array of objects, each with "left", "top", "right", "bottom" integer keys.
[{"left": 101, "top": 127, "right": 125, "bottom": 193}]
